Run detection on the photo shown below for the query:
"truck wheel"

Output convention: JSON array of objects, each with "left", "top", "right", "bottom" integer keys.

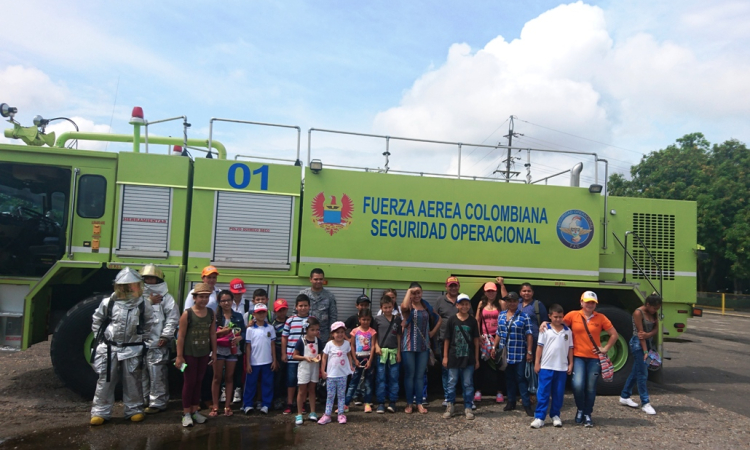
[
  {"left": 50, "top": 294, "right": 106, "bottom": 399},
  {"left": 595, "top": 306, "right": 634, "bottom": 396}
]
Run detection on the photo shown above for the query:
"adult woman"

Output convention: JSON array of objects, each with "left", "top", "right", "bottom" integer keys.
[
  {"left": 210, "top": 290, "right": 245, "bottom": 417},
  {"left": 401, "top": 282, "right": 441, "bottom": 414},
  {"left": 620, "top": 294, "right": 662, "bottom": 415},
  {"left": 562, "top": 290, "right": 618, "bottom": 427},
  {"left": 175, "top": 283, "right": 218, "bottom": 427},
  {"left": 492, "top": 292, "right": 534, "bottom": 417},
  {"left": 474, "top": 282, "right": 506, "bottom": 404}
]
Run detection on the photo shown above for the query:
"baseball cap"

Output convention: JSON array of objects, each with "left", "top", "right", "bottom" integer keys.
[
  {"left": 274, "top": 299, "right": 288, "bottom": 312},
  {"left": 229, "top": 278, "right": 246, "bottom": 294},
  {"left": 201, "top": 265, "right": 219, "bottom": 277},
  {"left": 330, "top": 321, "right": 346, "bottom": 332},
  {"left": 581, "top": 291, "right": 598, "bottom": 303},
  {"left": 446, "top": 276, "right": 460, "bottom": 287},
  {"left": 483, "top": 282, "right": 497, "bottom": 292},
  {"left": 356, "top": 294, "right": 371, "bottom": 305},
  {"left": 456, "top": 293, "right": 471, "bottom": 303},
  {"left": 253, "top": 303, "right": 268, "bottom": 313},
  {"left": 504, "top": 292, "right": 520, "bottom": 301}
]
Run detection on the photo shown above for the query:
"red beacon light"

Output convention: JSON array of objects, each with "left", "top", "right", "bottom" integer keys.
[
  {"left": 129, "top": 106, "right": 145, "bottom": 125},
  {"left": 173, "top": 145, "right": 182, "bottom": 155}
]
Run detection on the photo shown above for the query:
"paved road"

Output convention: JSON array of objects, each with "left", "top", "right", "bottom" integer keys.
[{"left": 660, "top": 313, "right": 750, "bottom": 418}]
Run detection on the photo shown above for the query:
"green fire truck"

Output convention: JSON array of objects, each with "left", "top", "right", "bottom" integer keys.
[{"left": 0, "top": 103, "right": 698, "bottom": 398}]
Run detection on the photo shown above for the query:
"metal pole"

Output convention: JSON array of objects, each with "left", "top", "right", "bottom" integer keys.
[
  {"left": 458, "top": 143, "right": 462, "bottom": 179},
  {"left": 722, "top": 293, "right": 725, "bottom": 315}
]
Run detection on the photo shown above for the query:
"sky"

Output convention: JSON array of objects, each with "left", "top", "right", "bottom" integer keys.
[{"left": 1, "top": 0, "right": 749, "bottom": 186}]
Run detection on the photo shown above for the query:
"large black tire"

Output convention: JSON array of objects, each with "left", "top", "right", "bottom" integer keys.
[
  {"left": 595, "top": 306, "right": 634, "bottom": 396},
  {"left": 50, "top": 294, "right": 106, "bottom": 399}
]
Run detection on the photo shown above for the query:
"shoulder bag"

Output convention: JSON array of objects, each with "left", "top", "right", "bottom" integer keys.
[{"left": 580, "top": 312, "right": 614, "bottom": 382}]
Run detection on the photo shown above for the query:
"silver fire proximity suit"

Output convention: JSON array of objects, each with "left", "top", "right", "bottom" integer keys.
[
  {"left": 141, "top": 281, "right": 179, "bottom": 410},
  {"left": 90, "top": 291, "right": 154, "bottom": 420}
]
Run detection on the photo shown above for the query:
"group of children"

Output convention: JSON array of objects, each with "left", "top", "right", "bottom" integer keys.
[{"left": 90, "top": 266, "right": 659, "bottom": 430}]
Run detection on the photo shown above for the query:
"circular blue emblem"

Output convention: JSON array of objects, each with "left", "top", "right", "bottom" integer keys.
[{"left": 557, "top": 210, "right": 594, "bottom": 249}]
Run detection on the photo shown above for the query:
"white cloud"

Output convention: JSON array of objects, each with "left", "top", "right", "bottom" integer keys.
[{"left": 372, "top": 1, "right": 750, "bottom": 183}]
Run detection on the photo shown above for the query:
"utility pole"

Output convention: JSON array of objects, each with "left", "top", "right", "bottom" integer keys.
[{"left": 500, "top": 115, "right": 523, "bottom": 182}]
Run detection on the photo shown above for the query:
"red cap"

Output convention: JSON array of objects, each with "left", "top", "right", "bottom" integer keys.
[
  {"left": 274, "top": 299, "right": 289, "bottom": 312},
  {"left": 229, "top": 278, "right": 246, "bottom": 294},
  {"left": 445, "top": 276, "right": 460, "bottom": 287}
]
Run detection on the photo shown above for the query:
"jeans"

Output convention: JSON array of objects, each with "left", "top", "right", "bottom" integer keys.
[
  {"left": 572, "top": 357, "right": 600, "bottom": 416},
  {"left": 402, "top": 351, "right": 429, "bottom": 405},
  {"left": 243, "top": 363, "right": 274, "bottom": 409},
  {"left": 506, "top": 360, "right": 531, "bottom": 406},
  {"left": 376, "top": 358, "right": 400, "bottom": 404},
  {"left": 621, "top": 336, "right": 650, "bottom": 405},
  {"left": 534, "top": 369, "right": 566, "bottom": 420},
  {"left": 345, "top": 356, "right": 373, "bottom": 405},
  {"left": 447, "top": 366, "right": 475, "bottom": 409}
]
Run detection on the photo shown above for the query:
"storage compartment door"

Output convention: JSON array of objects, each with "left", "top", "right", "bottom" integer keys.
[{"left": 116, "top": 185, "right": 171, "bottom": 258}]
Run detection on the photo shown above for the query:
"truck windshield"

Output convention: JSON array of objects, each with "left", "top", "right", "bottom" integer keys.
[{"left": 0, "top": 163, "right": 71, "bottom": 276}]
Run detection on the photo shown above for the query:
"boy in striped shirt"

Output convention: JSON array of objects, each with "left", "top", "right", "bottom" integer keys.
[{"left": 280, "top": 294, "right": 311, "bottom": 414}]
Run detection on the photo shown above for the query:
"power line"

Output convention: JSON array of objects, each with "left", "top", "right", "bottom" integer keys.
[{"left": 516, "top": 117, "right": 646, "bottom": 156}]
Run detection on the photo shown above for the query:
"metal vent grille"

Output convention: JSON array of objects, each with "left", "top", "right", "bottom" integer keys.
[{"left": 632, "top": 213, "right": 675, "bottom": 280}]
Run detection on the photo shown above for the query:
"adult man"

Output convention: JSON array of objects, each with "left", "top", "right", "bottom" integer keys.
[
  {"left": 519, "top": 282, "right": 548, "bottom": 358},
  {"left": 299, "top": 268, "right": 337, "bottom": 342},
  {"left": 183, "top": 266, "right": 221, "bottom": 311}
]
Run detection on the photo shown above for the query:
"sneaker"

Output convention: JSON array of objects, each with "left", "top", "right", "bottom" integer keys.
[
  {"left": 642, "top": 403, "right": 656, "bottom": 415},
  {"left": 335, "top": 406, "right": 349, "bottom": 414},
  {"left": 317, "top": 414, "right": 332, "bottom": 425},
  {"left": 182, "top": 414, "right": 194, "bottom": 427},
  {"left": 387, "top": 402, "right": 396, "bottom": 413},
  {"left": 376, "top": 404, "right": 385, "bottom": 414},
  {"left": 353, "top": 399, "right": 363, "bottom": 406},
  {"left": 260, "top": 406, "right": 269, "bottom": 414},
  {"left": 442, "top": 404, "right": 454, "bottom": 419},
  {"left": 364, "top": 403, "right": 372, "bottom": 413},
  {"left": 474, "top": 391, "right": 482, "bottom": 402},
  {"left": 130, "top": 413, "right": 145, "bottom": 422},
  {"left": 283, "top": 404, "right": 292, "bottom": 415},
  {"left": 575, "top": 410, "right": 584, "bottom": 424},
  {"left": 242, "top": 406, "right": 254, "bottom": 415},
  {"left": 192, "top": 412, "right": 207, "bottom": 424},
  {"left": 338, "top": 414, "right": 347, "bottom": 424},
  {"left": 441, "top": 399, "right": 449, "bottom": 407},
  {"left": 620, "top": 397, "right": 639, "bottom": 408},
  {"left": 552, "top": 415, "right": 563, "bottom": 427},
  {"left": 233, "top": 388, "right": 242, "bottom": 404},
  {"left": 220, "top": 387, "right": 226, "bottom": 402},
  {"left": 503, "top": 401, "right": 516, "bottom": 411},
  {"left": 308, "top": 412, "right": 318, "bottom": 421},
  {"left": 464, "top": 408, "right": 475, "bottom": 420},
  {"left": 471, "top": 402, "right": 477, "bottom": 411},
  {"left": 422, "top": 398, "right": 429, "bottom": 406},
  {"left": 295, "top": 414, "right": 304, "bottom": 425},
  {"left": 530, "top": 418, "right": 544, "bottom": 429},
  {"left": 583, "top": 415, "right": 593, "bottom": 427},
  {"left": 90, "top": 416, "right": 105, "bottom": 426},
  {"left": 496, "top": 393, "right": 504, "bottom": 403},
  {"left": 524, "top": 404, "right": 534, "bottom": 417}
]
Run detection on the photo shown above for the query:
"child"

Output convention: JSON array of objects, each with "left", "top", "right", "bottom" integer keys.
[
  {"left": 90, "top": 268, "right": 154, "bottom": 426},
  {"left": 442, "top": 293, "right": 480, "bottom": 420},
  {"left": 345, "top": 309, "right": 376, "bottom": 412},
  {"left": 141, "top": 264, "right": 180, "bottom": 414},
  {"left": 242, "top": 303, "right": 279, "bottom": 414},
  {"left": 373, "top": 293, "right": 401, "bottom": 413},
  {"left": 175, "top": 283, "right": 217, "bottom": 427},
  {"left": 530, "top": 304, "right": 573, "bottom": 428},
  {"left": 228, "top": 278, "right": 247, "bottom": 404},
  {"left": 620, "top": 294, "right": 662, "bottom": 415},
  {"left": 318, "top": 322, "right": 356, "bottom": 424},
  {"left": 281, "top": 294, "right": 311, "bottom": 414},
  {"left": 211, "top": 290, "right": 245, "bottom": 417},
  {"left": 272, "top": 299, "right": 289, "bottom": 409},
  {"left": 251, "top": 288, "right": 273, "bottom": 323},
  {"left": 345, "top": 294, "right": 371, "bottom": 335},
  {"left": 292, "top": 317, "right": 323, "bottom": 425},
  {"left": 183, "top": 266, "right": 221, "bottom": 311}
]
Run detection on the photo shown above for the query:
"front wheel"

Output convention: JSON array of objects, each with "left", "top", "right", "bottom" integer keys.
[
  {"left": 50, "top": 295, "right": 106, "bottom": 398},
  {"left": 595, "top": 306, "right": 633, "bottom": 396}
]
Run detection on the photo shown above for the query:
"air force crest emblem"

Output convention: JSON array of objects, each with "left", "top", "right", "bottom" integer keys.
[
  {"left": 311, "top": 192, "right": 353, "bottom": 236},
  {"left": 557, "top": 210, "right": 594, "bottom": 249}
]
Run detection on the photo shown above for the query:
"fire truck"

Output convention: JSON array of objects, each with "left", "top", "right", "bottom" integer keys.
[{"left": 0, "top": 103, "right": 698, "bottom": 398}]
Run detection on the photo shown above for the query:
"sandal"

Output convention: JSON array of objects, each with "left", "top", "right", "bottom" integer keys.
[
  {"left": 208, "top": 407, "right": 219, "bottom": 417},
  {"left": 224, "top": 407, "right": 233, "bottom": 417},
  {"left": 404, "top": 404, "right": 413, "bottom": 414},
  {"left": 417, "top": 404, "right": 428, "bottom": 414}
]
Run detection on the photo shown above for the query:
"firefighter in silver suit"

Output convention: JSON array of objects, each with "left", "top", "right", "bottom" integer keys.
[
  {"left": 140, "top": 264, "right": 179, "bottom": 414},
  {"left": 90, "top": 267, "right": 154, "bottom": 425}
]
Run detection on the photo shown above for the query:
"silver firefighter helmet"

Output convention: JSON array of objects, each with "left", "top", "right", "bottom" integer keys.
[{"left": 114, "top": 267, "right": 143, "bottom": 285}]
